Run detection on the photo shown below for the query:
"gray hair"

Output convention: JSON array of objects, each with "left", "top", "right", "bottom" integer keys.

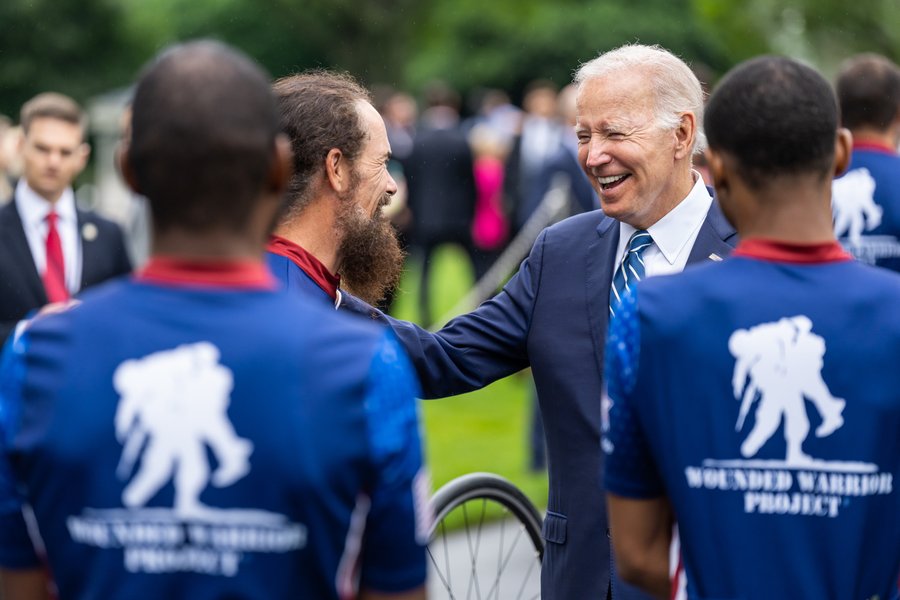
[{"left": 574, "top": 44, "right": 706, "bottom": 153}]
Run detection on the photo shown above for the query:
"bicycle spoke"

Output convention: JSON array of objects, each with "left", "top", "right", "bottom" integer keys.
[{"left": 426, "top": 474, "right": 544, "bottom": 600}]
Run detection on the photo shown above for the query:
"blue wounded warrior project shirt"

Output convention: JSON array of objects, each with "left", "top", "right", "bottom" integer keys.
[
  {"left": 832, "top": 141, "right": 900, "bottom": 272},
  {"left": 0, "top": 258, "right": 429, "bottom": 599},
  {"left": 604, "top": 239, "right": 900, "bottom": 600}
]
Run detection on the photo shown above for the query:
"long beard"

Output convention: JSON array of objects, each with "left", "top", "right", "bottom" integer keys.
[{"left": 336, "top": 199, "right": 405, "bottom": 305}]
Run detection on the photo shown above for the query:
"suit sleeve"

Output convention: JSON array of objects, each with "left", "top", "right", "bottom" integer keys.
[
  {"left": 603, "top": 288, "right": 665, "bottom": 499},
  {"left": 0, "top": 329, "right": 41, "bottom": 568},
  {"left": 360, "top": 332, "right": 429, "bottom": 593},
  {"left": 375, "top": 229, "right": 546, "bottom": 398}
]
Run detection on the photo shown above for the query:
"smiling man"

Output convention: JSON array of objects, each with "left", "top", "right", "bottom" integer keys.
[
  {"left": 339, "top": 44, "right": 737, "bottom": 600},
  {"left": 0, "top": 93, "right": 131, "bottom": 343},
  {"left": 267, "top": 71, "right": 405, "bottom": 307}
]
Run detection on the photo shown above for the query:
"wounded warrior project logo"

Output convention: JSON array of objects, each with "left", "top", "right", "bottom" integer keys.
[
  {"left": 685, "top": 316, "right": 893, "bottom": 518},
  {"left": 66, "top": 342, "right": 307, "bottom": 577},
  {"left": 832, "top": 168, "right": 900, "bottom": 263}
]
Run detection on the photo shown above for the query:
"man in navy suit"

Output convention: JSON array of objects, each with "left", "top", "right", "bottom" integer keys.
[
  {"left": 0, "top": 93, "right": 131, "bottom": 343},
  {"left": 344, "top": 43, "right": 738, "bottom": 600}
]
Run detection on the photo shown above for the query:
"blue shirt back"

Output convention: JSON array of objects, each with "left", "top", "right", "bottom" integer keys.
[
  {"left": 0, "top": 265, "right": 428, "bottom": 599},
  {"left": 605, "top": 246, "right": 900, "bottom": 599}
]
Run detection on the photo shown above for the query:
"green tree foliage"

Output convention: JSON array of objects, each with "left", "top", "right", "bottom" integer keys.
[
  {"left": 0, "top": 0, "right": 143, "bottom": 119},
  {"left": 2, "top": 0, "right": 900, "bottom": 121},
  {"left": 405, "top": 0, "right": 734, "bottom": 98}
]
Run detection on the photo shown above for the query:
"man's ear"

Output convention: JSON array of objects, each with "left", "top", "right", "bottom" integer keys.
[
  {"left": 833, "top": 128, "right": 853, "bottom": 178},
  {"left": 117, "top": 140, "right": 141, "bottom": 195},
  {"left": 706, "top": 148, "right": 728, "bottom": 198},
  {"left": 267, "top": 134, "right": 292, "bottom": 195},
  {"left": 75, "top": 142, "right": 91, "bottom": 174},
  {"left": 673, "top": 112, "right": 696, "bottom": 160},
  {"left": 323, "top": 147, "right": 350, "bottom": 194}
]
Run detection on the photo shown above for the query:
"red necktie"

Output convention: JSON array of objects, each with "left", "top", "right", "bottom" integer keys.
[{"left": 43, "top": 210, "right": 69, "bottom": 303}]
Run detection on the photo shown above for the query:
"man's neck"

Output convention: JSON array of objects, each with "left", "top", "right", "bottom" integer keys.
[
  {"left": 21, "top": 179, "right": 66, "bottom": 206},
  {"left": 153, "top": 230, "right": 267, "bottom": 262},
  {"left": 851, "top": 128, "right": 898, "bottom": 151},
  {"left": 272, "top": 200, "right": 340, "bottom": 274},
  {"left": 734, "top": 178, "right": 836, "bottom": 243}
]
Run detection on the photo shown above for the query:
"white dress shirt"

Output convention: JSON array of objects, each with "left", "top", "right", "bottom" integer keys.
[
  {"left": 15, "top": 179, "right": 83, "bottom": 294},
  {"left": 614, "top": 173, "right": 713, "bottom": 278}
]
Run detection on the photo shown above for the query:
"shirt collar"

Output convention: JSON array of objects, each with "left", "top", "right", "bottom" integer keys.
[
  {"left": 137, "top": 257, "right": 277, "bottom": 289},
  {"left": 732, "top": 239, "right": 852, "bottom": 264},
  {"left": 619, "top": 173, "right": 712, "bottom": 264},
  {"left": 15, "top": 179, "right": 77, "bottom": 228},
  {"left": 266, "top": 235, "right": 341, "bottom": 301},
  {"left": 852, "top": 141, "right": 897, "bottom": 155}
]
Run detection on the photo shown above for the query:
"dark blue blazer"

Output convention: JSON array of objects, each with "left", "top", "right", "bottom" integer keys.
[
  {"left": 345, "top": 202, "right": 737, "bottom": 599},
  {"left": 0, "top": 198, "right": 132, "bottom": 344}
]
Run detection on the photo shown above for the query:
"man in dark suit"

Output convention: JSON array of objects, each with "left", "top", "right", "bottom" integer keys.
[
  {"left": 344, "top": 43, "right": 737, "bottom": 600},
  {"left": 404, "top": 83, "right": 478, "bottom": 325},
  {"left": 0, "top": 93, "right": 131, "bottom": 343}
]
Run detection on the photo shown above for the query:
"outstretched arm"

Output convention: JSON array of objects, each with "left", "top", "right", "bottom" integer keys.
[{"left": 344, "top": 230, "right": 550, "bottom": 399}]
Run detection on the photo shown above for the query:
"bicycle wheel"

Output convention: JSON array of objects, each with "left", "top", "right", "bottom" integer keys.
[{"left": 427, "top": 472, "right": 544, "bottom": 600}]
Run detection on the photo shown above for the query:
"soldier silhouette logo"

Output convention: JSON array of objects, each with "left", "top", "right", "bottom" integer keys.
[
  {"left": 832, "top": 168, "right": 881, "bottom": 244},
  {"left": 728, "top": 316, "right": 845, "bottom": 466},
  {"left": 113, "top": 342, "right": 254, "bottom": 517}
]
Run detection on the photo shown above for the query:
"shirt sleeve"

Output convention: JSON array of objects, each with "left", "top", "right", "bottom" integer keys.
[
  {"left": 359, "top": 331, "right": 429, "bottom": 593},
  {"left": 603, "top": 288, "right": 665, "bottom": 499},
  {"left": 0, "top": 329, "right": 41, "bottom": 568}
]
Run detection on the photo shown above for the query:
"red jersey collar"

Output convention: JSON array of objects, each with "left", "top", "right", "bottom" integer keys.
[
  {"left": 267, "top": 235, "right": 340, "bottom": 300},
  {"left": 853, "top": 141, "right": 897, "bottom": 155},
  {"left": 138, "top": 256, "right": 276, "bottom": 289},
  {"left": 733, "top": 238, "right": 852, "bottom": 264}
]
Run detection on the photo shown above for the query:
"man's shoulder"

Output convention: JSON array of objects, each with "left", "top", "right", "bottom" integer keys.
[
  {"left": 544, "top": 209, "right": 609, "bottom": 237},
  {"left": 76, "top": 208, "right": 125, "bottom": 233}
]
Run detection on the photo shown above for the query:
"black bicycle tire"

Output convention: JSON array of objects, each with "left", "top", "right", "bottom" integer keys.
[{"left": 428, "top": 472, "right": 544, "bottom": 560}]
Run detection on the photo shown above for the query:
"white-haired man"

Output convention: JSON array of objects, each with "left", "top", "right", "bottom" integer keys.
[{"left": 347, "top": 43, "right": 737, "bottom": 600}]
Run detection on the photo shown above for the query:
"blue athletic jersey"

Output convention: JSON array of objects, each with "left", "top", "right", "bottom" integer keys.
[
  {"left": 604, "top": 242, "right": 900, "bottom": 600},
  {"left": 0, "top": 261, "right": 428, "bottom": 599},
  {"left": 832, "top": 145, "right": 900, "bottom": 272},
  {"left": 266, "top": 252, "right": 336, "bottom": 307}
]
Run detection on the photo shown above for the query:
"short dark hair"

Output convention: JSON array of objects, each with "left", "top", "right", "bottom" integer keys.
[
  {"left": 836, "top": 53, "right": 900, "bottom": 131},
  {"left": 272, "top": 71, "right": 371, "bottom": 219},
  {"left": 705, "top": 56, "right": 838, "bottom": 188},
  {"left": 20, "top": 92, "right": 86, "bottom": 135},
  {"left": 128, "top": 40, "right": 279, "bottom": 233}
]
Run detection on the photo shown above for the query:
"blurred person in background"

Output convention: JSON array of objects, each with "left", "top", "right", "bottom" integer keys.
[
  {"left": 0, "top": 92, "right": 131, "bottom": 344},
  {"left": 468, "top": 123, "right": 510, "bottom": 275},
  {"left": 504, "top": 80, "right": 564, "bottom": 237},
  {"left": 0, "top": 115, "right": 16, "bottom": 204},
  {"left": 376, "top": 88, "right": 418, "bottom": 313},
  {"left": 831, "top": 53, "right": 900, "bottom": 272},
  {"left": 404, "top": 81, "right": 478, "bottom": 326}
]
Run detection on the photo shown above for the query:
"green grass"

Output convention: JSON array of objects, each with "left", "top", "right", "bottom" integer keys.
[{"left": 390, "top": 245, "right": 548, "bottom": 520}]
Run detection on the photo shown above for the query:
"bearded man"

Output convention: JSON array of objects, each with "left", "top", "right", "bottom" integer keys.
[{"left": 268, "top": 71, "right": 404, "bottom": 307}]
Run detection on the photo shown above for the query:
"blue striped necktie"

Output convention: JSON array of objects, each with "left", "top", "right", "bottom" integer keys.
[{"left": 609, "top": 230, "right": 653, "bottom": 316}]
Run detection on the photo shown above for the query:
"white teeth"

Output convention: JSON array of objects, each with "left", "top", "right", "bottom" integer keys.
[{"left": 598, "top": 174, "right": 626, "bottom": 185}]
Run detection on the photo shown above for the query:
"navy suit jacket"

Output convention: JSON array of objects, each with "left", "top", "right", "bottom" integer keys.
[
  {"left": 0, "top": 198, "right": 132, "bottom": 344},
  {"left": 345, "top": 202, "right": 737, "bottom": 599}
]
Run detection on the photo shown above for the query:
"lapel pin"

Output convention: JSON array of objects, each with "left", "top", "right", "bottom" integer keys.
[
  {"left": 82, "top": 222, "right": 98, "bottom": 242},
  {"left": 708, "top": 253, "right": 723, "bottom": 262}
]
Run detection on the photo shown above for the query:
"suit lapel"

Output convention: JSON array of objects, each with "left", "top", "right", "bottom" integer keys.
[
  {"left": 0, "top": 201, "right": 47, "bottom": 304},
  {"left": 585, "top": 215, "right": 620, "bottom": 375},
  {"left": 686, "top": 200, "right": 738, "bottom": 265}
]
